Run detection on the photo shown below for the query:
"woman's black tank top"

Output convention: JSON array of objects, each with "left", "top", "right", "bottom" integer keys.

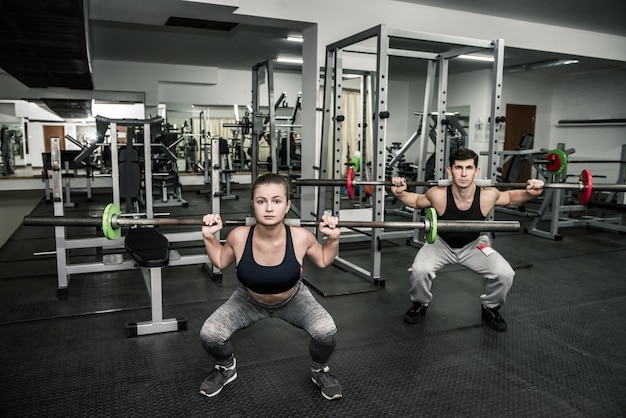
[{"left": 236, "top": 225, "right": 302, "bottom": 294}]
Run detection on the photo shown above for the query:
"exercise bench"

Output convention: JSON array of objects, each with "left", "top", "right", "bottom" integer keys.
[{"left": 124, "top": 227, "right": 188, "bottom": 337}]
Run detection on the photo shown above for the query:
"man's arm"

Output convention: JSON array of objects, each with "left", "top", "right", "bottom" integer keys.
[
  {"left": 391, "top": 177, "right": 433, "bottom": 209},
  {"left": 495, "top": 179, "right": 544, "bottom": 206}
]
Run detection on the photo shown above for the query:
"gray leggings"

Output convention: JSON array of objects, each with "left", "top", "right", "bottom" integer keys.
[
  {"left": 409, "top": 235, "right": 515, "bottom": 308},
  {"left": 199, "top": 281, "right": 337, "bottom": 365}
]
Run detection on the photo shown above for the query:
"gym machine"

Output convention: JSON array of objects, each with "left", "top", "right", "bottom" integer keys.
[
  {"left": 308, "top": 24, "right": 505, "bottom": 293},
  {"left": 0, "top": 124, "right": 16, "bottom": 176},
  {"left": 42, "top": 146, "right": 94, "bottom": 206},
  {"left": 45, "top": 117, "right": 213, "bottom": 308},
  {"left": 525, "top": 144, "right": 626, "bottom": 239}
]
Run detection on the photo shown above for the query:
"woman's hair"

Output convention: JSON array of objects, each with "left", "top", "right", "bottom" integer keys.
[
  {"left": 449, "top": 148, "right": 478, "bottom": 167},
  {"left": 252, "top": 173, "right": 289, "bottom": 198}
]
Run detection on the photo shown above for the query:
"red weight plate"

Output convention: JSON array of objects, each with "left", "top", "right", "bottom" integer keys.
[
  {"left": 545, "top": 152, "right": 561, "bottom": 173},
  {"left": 346, "top": 167, "right": 356, "bottom": 199},
  {"left": 545, "top": 149, "right": 567, "bottom": 175},
  {"left": 578, "top": 169, "right": 593, "bottom": 205}
]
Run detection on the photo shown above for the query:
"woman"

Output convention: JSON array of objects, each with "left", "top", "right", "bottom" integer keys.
[{"left": 199, "top": 173, "right": 342, "bottom": 400}]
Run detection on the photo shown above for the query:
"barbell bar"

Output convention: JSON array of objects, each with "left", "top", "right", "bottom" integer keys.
[
  {"left": 22, "top": 205, "right": 521, "bottom": 245},
  {"left": 297, "top": 168, "right": 626, "bottom": 205},
  {"left": 299, "top": 149, "right": 568, "bottom": 200}
]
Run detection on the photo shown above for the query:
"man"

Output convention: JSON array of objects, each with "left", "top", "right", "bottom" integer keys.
[{"left": 390, "top": 148, "right": 544, "bottom": 331}]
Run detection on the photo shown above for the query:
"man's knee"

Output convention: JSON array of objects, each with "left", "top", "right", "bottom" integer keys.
[
  {"left": 498, "top": 265, "right": 515, "bottom": 284},
  {"left": 409, "top": 263, "right": 432, "bottom": 283}
]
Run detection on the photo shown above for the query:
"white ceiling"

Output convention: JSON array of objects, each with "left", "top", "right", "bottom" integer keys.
[
  {"left": 87, "top": 0, "right": 626, "bottom": 79},
  {"left": 396, "top": 0, "right": 626, "bottom": 37}
]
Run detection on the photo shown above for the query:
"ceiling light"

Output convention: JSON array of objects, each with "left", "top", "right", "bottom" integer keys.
[
  {"left": 458, "top": 54, "right": 494, "bottom": 62},
  {"left": 505, "top": 59, "right": 580, "bottom": 73},
  {"left": 286, "top": 36, "right": 303, "bottom": 43},
  {"left": 276, "top": 57, "right": 303, "bottom": 64}
]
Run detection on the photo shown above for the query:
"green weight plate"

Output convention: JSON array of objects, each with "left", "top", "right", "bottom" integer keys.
[
  {"left": 545, "top": 149, "right": 567, "bottom": 175},
  {"left": 350, "top": 155, "right": 361, "bottom": 173},
  {"left": 102, "top": 203, "right": 121, "bottom": 240},
  {"left": 425, "top": 207, "right": 437, "bottom": 244}
]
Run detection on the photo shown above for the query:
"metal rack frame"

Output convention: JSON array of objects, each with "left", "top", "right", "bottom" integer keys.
[{"left": 313, "top": 24, "right": 505, "bottom": 289}]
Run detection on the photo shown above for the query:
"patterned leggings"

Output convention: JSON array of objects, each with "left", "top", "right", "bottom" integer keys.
[{"left": 199, "top": 281, "right": 337, "bottom": 365}]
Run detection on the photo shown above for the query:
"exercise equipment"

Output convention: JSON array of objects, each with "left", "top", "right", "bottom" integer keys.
[
  {"left": 1, "top": 124, "right": 16, "bottom": 176},
  {"left": 47, "top": 118, "right": 212, "bottom": 301},
  {"left": 297, "top": 167, "right": 626, "bottom": 205},
  {"left": 123, "top": 227, "right": 187, "bottom": 337},
  {"left": 542, "top": 149, "right": 568, "bottom": 175},
  {"left": 23, "top": 205, "right": 521, "bottom": 245}
]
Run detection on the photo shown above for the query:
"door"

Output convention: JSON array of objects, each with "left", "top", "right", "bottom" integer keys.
[
  {"left": 503, "top": 104, "right": 536, "bottom": 182},
  {"left": 43, "top": 125, "right": 66, "bottom": 153}
]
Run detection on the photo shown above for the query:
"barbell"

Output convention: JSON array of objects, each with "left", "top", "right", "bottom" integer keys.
[
  {"left": 297, "top": 168, "right": 626, "bottom": 205},
  {"left": 22, "top": 205, "right": 521, "bottom": 245}
]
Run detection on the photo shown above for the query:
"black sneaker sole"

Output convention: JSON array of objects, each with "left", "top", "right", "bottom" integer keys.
[
  {"left": 404, "top": 314, "right": 426, "bottom": 324},
  {"left": 483, "top": 320, "right": 507, "bottom": 331}
]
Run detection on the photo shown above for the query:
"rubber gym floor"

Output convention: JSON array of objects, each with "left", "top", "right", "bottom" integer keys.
[{"left": 0, "top": 186, "right": 625, "bottom": 417}]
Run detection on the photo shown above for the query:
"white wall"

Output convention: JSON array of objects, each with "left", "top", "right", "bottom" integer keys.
[
  {"left": 548, "top": 69, "right": 626, "bottom": 183},
  {"left": 92, "top": 102, "right": 145, "bottom": 119},
  {"left": 27, "top": 122, "right": 70, "bottom": 167},
  {"left": 387, "top": 80, "right": 411, "bottom": 149},
  {"left": 501, "top": 72, "right": 554, "bottom": 150},
  {"left": 402, "top": 70, "right": 495, "bottom": 172},
  {"left": 92, "top": 61, "right": 304, "bottom": 110}
]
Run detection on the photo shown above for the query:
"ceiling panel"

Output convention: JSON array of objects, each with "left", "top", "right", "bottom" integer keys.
[{"left": 0, "top": 0, "right": 93, "bottom": 90}]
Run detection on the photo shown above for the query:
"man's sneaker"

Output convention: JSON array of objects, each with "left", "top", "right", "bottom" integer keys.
[
  {"left": 404, "top": 302, "right": 428, "bottom": 324},
  {"left": 482, "top": 305, "right": 507, "bottom": 332},
  {"left": 311, "top": 366, "right": 342, "bottom": 400},
  {"left": 199, "top": 357, "right": 237, "bottom": 397}
]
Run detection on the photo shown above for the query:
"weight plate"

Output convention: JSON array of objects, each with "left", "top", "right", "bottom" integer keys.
[
  {"left": 346, "top": 167, "right": 356, "bottom": 199},
  {"left": 102, "top": 203, "right": 121, "bottom": 240},
  {"left": 350, "top": 155, "right": 360, "bottom": 173},
  {"left": 425, "top": 207, "right": 437, "bottom": 244},
  {"left": 578, "top": 169, "right": 593, "bottom": 205},
  {"left": 545, "top": 149, "right": 567, "bottom": 175}
]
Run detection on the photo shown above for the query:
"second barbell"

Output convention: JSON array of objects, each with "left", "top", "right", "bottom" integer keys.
[{"left": 297, "top": 168, "right": 626, "bottom": 204}]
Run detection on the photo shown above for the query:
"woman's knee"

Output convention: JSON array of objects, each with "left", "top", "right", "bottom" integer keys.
[
  {"left": 199, "top": 320, "right": 235, "bottom": 361},
  {"left": 309, "top": 315, "right": 337, "bottom": 343},
  {"left": 199, "top": 317, "right": 228, "bottom": 347},
  {"left": 310, "top": 326, "right": 337, "bottom": 355}
]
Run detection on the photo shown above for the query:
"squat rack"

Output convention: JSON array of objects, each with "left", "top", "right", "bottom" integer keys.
[{"left": 312, "top": 24, "right": 505, "bottom": 290}]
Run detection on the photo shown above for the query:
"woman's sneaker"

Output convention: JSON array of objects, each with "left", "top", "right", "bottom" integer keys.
[
  {"left": 311, "top": 366, "right": 342, "bottom": 400},
  {"left": 199, "top": 357, "right": 237, "bottom": 397}
]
